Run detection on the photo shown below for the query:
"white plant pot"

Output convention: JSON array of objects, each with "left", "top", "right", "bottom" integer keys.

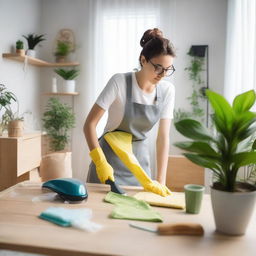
[
  {"left": 211, "top": 187, "right": 256, "bottom": 235},
  {"left": 63, "top": 80, "right": 76, "bottom": 93},
  {"left": 26, "top": 49, "right": 36, "bottom": 58}
]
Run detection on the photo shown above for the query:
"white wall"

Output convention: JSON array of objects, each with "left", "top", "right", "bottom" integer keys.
[
  {"left": 169, "top": 0, "right": 228, "bottom": 154},
  {"left": 40, "top": 0, "right": 92, "bottom": 181},
  {"left": 0, "top": 0, "right": 42, "bottom": 131}
]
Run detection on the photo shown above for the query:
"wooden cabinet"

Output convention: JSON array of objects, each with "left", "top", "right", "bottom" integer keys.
[{"left": 0, "top": 133, "right": 41, "bottom": 191}]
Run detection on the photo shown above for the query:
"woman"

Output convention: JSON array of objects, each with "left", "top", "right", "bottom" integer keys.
[{"left": 84, "top": 28, "right": 175, "bottom": 196}]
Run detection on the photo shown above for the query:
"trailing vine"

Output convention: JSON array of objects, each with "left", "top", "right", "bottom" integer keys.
[{"left": 174, "top": 51, "right": 207, "bottom": 123}]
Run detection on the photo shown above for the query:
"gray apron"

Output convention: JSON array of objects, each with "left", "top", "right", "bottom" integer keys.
[{"left": 87, "top": 72, "right": 164, "bottom": 186}]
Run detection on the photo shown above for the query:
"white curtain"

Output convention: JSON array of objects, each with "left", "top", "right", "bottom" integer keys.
[
  {"left": 72, "top": 0, "right": 174, "bottom": 181},
  {"left": 224, "top": 0, "right": 256, "bottom": 103}
]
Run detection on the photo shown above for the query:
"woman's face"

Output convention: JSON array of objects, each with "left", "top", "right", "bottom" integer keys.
[{"left": 141, "top": 54, "right": 174, "bottom": 83}]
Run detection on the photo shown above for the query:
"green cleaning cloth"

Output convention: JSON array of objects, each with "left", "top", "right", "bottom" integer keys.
[{"left": 104, "top": 192, "right": 163, "bottom": 222}]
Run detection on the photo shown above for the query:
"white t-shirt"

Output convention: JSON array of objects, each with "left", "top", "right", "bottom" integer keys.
[{"left": 96, "top": 72, "right": 175, "bottom": 132}]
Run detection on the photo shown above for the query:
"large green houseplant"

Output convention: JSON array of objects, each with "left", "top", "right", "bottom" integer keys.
[
  {"left": 174, "top": 89, "right": 256, "bottom": 235},
  {"left": 41, "top": 98, "right": 75, "bottom": 181},
  {"left": 42, "top": 97, "right": 75, "bottom": 152}
]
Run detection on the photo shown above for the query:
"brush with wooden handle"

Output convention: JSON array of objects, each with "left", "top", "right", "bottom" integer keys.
[{"left": 129, "top": 222, "right": 204, "bottom": 236}]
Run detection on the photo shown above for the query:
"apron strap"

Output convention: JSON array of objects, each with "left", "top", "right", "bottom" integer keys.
[{"left": 125, "top": 72, "right": 133, "bottom": 101}]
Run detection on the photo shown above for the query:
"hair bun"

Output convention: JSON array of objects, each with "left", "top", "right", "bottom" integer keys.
[{"left": 140, "top": 28, "right": 163, "bottom": 47}]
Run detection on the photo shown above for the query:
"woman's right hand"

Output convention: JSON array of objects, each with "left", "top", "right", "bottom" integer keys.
[{"left": 89, "top": 147, "right": 115, "bottom": 183}]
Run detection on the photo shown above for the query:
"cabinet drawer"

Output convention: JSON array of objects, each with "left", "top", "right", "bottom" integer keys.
[{"left": 17, "top": 136, "right": 41, "bottom": 176}]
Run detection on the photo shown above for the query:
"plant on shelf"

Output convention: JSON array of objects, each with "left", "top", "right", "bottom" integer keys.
[
  {"left": 174, "top": 89, "right": 256, "bottom": 235},
  {"left": 22, "top": 33, "right": 46, "bottom": 57},
  {"left": 174, "top": 47, "right": 207, "bottom": 123},
  {"left": 42, "top": 97, "right": 75, "bottom": 152},
  {"left": 15, "top": 40, "right": 25, "bottom": 56},
  {"left": 54, "top": 68, "right": 79, "bottom": 80},
  {"left": 54, "top": 40, "right": 71, "bottom": 63},
  {"left": 54, "top": 68, "right": 79, "bottom": 93},
  {"left": 0, "top": 84, "right": 24, "bottom": 137}
]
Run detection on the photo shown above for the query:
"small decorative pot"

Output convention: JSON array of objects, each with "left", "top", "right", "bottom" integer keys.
[
  {"left": 8, "top": 120, "right": 24, "bottom": 137},
  {"left": 26, "top": 49, "right": 36, "bottom": 58},
  {"left": 62, "top": 80, "right": 76, "bottom": 93},
  {"left": 16, "top": 49, "right": 25, "bottom": 56},
  {"left": 55, "top": 55, "right": 67, "bottom": 63},
  {"left": 211, "top": 187, "right": 256, "bottom": 235}
]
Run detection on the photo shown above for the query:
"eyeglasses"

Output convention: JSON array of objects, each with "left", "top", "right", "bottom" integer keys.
[{"left": 149, "top": 60, "right": 175, "bottom": 77}]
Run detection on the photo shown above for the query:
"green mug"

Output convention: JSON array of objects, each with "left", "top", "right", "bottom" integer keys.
[{"left": 184, "top": 184, "right": 205, "bottom": 214}]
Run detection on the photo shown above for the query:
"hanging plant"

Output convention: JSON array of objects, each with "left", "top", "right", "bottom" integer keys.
[{"left": 174, "top": 46, "right": 207, "bottom": 123}]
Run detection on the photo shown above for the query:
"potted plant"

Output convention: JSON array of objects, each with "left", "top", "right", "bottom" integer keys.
[
  {"left": 174, "top": 89, "right": 256, "bottom": 235},
  {"left": 174, "top": 47, "right": 207, "bottom": 123},
  {"left": 0, "top": 84, "right": 20, "bottom": 136},
  {"left": 4, "top": 109, "right": 24, "bottom": 137},
  {"left": 42, "top": 97, "right": 75, "bottom": 152},
  {"left": 54, "top": 68, "right": 79, "bottom": 93},
  {"left": 41, "top": 98, "right": 75, "bottom": 181},
  {"left": 22, "top": 33, "right": 46, "bottom": 58},
  {"left": 54, "top": 40, "right": 71, "bottom": 63},
  {"left": 16, "top": 40, "right": 25, "bottom": 56}
]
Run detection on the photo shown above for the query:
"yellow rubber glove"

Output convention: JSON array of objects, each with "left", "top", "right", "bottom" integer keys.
[
  {"left": 104, "top": 131, "right": 171, "bottom": 197},
  {"left": 89, "top": 147, "right": 115, "bottom": 184}
]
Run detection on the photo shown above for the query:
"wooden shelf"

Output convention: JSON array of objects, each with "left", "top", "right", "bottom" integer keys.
[
  {"left": 2, "top": 53, "right": 79, "bottom": 67},
  {"left": 43, "top": 92, "right": 79, "bottom": 96}
]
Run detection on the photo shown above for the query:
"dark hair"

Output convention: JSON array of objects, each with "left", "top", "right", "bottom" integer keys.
[{"left": 139, "top": 28, "right": 176, "bottom": 66}]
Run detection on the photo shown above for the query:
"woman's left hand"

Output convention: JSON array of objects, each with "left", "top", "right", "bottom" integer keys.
[{"left": 144, "top": 180, "right": 172, "bottom": 197}]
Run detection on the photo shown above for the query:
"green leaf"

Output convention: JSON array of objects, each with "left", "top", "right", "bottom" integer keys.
[
  {"left": 206, "top": 90, "right": 234, "bottom": 130},
  {"left": 238, "top": 125, "right": 256, "bottom": 141},
  {"left": 183, "top": 153, "right": 220, "bottom": 170},
  {"left": 235, "top": 112, "right": 256, "bottom": 137},
  {"left": 233, "top": 90, "right": 256, "bottom": 114},
  {"left": 174, "top": 141, "right": 219, "bottom": 157},
  {"left": 252, "top": 139, "right": 256, "bottom": 151},
  {"left": 174, "top": 119, "right": 214, "bottom": 142},
  {"left": 233, "top": 152, "right": 256, "bottom": 167}
]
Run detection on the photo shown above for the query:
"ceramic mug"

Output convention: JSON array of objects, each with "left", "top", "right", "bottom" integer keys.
[{"left": 184, "top": 184, "right": 205, "bottom": 214}]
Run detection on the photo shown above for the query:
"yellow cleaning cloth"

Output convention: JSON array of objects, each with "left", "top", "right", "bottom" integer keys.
[
  {"left": 104, "top": 131, "right": 171, "bottom": 197},
  {"left": 134, "top": 192, "right": 185, "bottom": 209}
]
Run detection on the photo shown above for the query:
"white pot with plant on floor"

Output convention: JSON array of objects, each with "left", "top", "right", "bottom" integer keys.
[
  {"left": 54, "top": 68, "right": 79, "bottom": 93},
  {"left": 22, "top": 33, "right": 46, "bottom": 58},
  {"left": 41, "top": 97, "right": 75, "bottom": 181},
  {"left": 174, "top": 89, "right": 256, "bottom": 236}
]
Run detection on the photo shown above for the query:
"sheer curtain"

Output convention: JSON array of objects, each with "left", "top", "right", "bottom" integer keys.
[
  {"left": 73, "top": 0, "right": 173, "bottom": 181},
  {"left": 224, "top": 0, "right": 256, "bottom": 103}
]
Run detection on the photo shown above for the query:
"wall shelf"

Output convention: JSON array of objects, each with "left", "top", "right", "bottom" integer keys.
[
  {"left": 2, "top": 53, "right": 79, "bottom": 67},
  {"left": 43, "top": 92, "right": 79, "bottom": 96}
]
